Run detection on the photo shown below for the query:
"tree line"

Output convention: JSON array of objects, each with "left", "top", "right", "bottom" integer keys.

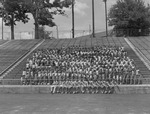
[
  {"left": 108, "top": 0, "right": 150, "bottom": 37},
  {"left": 0, "top": 0, "right": 72, "bottom": 39},
  {"left": 1, "top": 0, "right": 149, "bottom": 39}
]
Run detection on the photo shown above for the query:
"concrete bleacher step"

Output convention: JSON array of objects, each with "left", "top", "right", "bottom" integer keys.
[
  {"left": 0, "top": 40, "right": 45, "bottom": 81},
  {"left": 124, "top": 38, "right": 150, "bottom": 80},
  {"left": 0, "top": 40, "right": 42, "bottom": 76},
  {"left": 2, "top": 37, "right": 150, "bottom": 85}
]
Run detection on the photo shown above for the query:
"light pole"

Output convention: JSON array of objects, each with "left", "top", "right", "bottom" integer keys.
[
  {"left": 92, "top": 0, "right": 95, "bottom": 38},
  {"left": 89, "top": 24, "right": 91, "bottom": 34},
  {"left": 56, "top": 25, "right": 59, "bottom": 39},
  {"left": 103, "top": 0, "right": 108, "bottom": 37},
  {"left": 72, "top": 0, "right": 75, "bottom": 38},
  {"left": 1, "top": 0, "right": 4, "bottom": 40},
  {"left": 2, "top": 10, "right": 4, "bottom": 40}
]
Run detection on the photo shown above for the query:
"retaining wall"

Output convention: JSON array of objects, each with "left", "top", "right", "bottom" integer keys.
[
  {"left": 0, "top": 85, "right": 150, "bottom": 94},
  {"left": 115, "top": 85, "right": 150, "bottom": 94}
]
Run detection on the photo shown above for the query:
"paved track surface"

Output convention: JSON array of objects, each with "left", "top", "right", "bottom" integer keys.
[{"left": 0, "top": 94, "right": 150, "bottom": 114}]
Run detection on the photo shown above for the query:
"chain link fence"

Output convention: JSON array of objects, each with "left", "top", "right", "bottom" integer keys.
[
  {"left": 0, "top": 30, "right": 105, "bottom": 40},
  {"left": 113, "top": 29, "right": 150, "bottom": 37},
  {"left": 0, "top": 31, "right": 35, "bottom": 40}
]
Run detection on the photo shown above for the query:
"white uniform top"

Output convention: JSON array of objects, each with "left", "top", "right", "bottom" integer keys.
[{"left": 22, "top": 71, "right": 26, "bottom": 76}]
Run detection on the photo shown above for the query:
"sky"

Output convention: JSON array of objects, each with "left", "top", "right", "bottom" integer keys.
[{"left": 0, "top": 0, "right": 150, "bottom": 39}]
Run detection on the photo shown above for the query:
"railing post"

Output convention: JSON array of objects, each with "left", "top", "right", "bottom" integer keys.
[
  {"left": 0, "top": 79, "right": 2, "bottom": 85},
  {"left": 2, "top": 79, "right": 4, "bottom": 85}
]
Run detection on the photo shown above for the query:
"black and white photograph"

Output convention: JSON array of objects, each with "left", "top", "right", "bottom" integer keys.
[{"left": 0, "top": 0, "right": 150, "bottom": 113}]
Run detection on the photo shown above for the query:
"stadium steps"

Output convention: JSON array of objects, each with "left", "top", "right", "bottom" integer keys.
[
  {"left": 114, "top": 37, "right": 150, "bottom": 78},
  {"left": 124, "top": 38, "right": 150, "bottom": 84},
  {"left": 2, "top": 38, "right": 91, "bottom": 85},
  {"left": 89, "top": 36, "right": 150, "bottom": 82},
  {"left": 0, "top": 40, "right": 42, "bottom": 75},
  {"left": 85, "top": 36, "right": 150, "bottom": 81},
  {"left": 0, "top": 40, "right": 44, "bottom": 83},
  {"left": 0, "top": 40, "right": 9, "bottom": 46},
  {"left": 2, "top": 36, "right": 150, "bottom": 85},
  {"left": 127, "top": 49, "right": 150, "bottom": 75}
]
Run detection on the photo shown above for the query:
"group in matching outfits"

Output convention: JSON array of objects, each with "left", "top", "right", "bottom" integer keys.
[{"left": 21, "top": 45, "right": 143, "bottom": 94}]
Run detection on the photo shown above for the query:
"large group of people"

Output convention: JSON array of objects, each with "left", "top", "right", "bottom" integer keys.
[{"left": 21, "top": 45, "right": 143, "bottom": 94}]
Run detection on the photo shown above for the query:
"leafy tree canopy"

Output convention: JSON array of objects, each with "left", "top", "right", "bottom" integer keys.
[
  {"left": 0, "top": 0, "right": 29, "bottom": 26},
  {"left": 108, "top": 0, "right": 150, "bottom": 30},
  {"left": 0, "top": 0, "right": 72, "bottom": 39},
  {"left": 21, "top": 0, "right": 72, "bottom": 39},
  {"left": 0, "top": 0, "right": 30, "bottom": 39}
]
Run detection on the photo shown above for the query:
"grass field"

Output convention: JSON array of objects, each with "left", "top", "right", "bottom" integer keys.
[{"left": 0, "top": 94, "right": 150, "bottom": 114}]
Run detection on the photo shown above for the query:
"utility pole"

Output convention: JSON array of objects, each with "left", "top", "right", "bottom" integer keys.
[
  {"left": 56, "top": 25, "right": 59, "bottom": 39},
  {"left": 1, "top": 0, "right": 4, "bottom": 40},
  {"left": 72, "top": 0, "right": 75, "bottom": 38},
  {"left": 2, "top": 10, "right": 4, "bottom": 40},
  {"left": 92, "top": 0, "right": 95, "bottom": 38},
  {"left": 89, "top": 24, "right": 91, "bottom": 34},
  {"left": 103, "top": 0, "right": 108, "bottom": 37},
  {"left": 89, "top": 24, "right": 92, "bottom": 38}
]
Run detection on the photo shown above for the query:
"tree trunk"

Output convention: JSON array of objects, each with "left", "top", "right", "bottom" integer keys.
[
  {"left": 33, "top": 8, "right": 39, "bottom": 39},
  {"left": 35, "top": 21, "right": 39, "bottom": 39},
  {"left": 11, "top": 14, "right": 15, "bottom": 40}
]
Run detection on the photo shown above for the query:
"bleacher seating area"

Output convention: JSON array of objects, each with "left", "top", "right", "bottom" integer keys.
[
  {"left": 18, "top": 45, "right": 142, "bottom": 94},
  {"left": 0, "top": 40, "right": 8, "bottom": 45},
  {"left": 1, "top": 36, "right": 150, "bottom": 93},
  {"left": 0, "top": 40, "right": 41, "bottom": 76}
]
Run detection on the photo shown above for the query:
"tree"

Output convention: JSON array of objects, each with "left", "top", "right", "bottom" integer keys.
[
  {"left": 23, "top": 0, "right": 72, "bottom": 39},
  {"left": 38, "top": 26, "right": 53, "bottom": 39},
  {"left": 0, "top": 0, "right": 29, "bottom": 40},
  {"left": 108, "top": 0, "right": 150, "bottom": 36}
]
